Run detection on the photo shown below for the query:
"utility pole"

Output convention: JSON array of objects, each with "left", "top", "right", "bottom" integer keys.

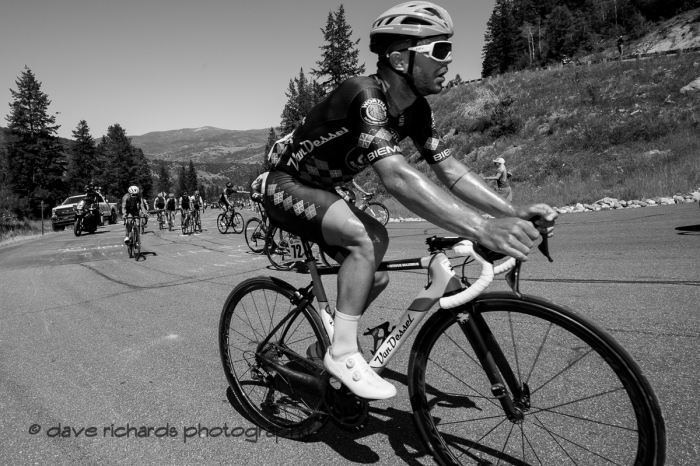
[{"left": 41, "top": 199, "right": 44, "bottom": 235}]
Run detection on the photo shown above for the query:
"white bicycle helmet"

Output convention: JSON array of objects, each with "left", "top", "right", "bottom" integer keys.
[
  {"left": 128, "top": 185, "right": 139, "bottom": 195},
  {"left": 370, "top": 2, "right": 454, "bottom": 54}
]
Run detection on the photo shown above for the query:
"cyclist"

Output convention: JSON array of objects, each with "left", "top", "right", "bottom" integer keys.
[
  {"left": 165, "top": 193, "right": 177, "bottom": 229},
  {"left": 250, "top": 172, "right": 269, "bottom": 224},
  {"left": 179, "top": 190, "right": 192, "bottom": 226},
  {"left": 219, "top": 182, "right": 238, "bottom": 212},
  {"left": 122, "top": 185, "right": 148, "bottom": 244},
  {"left": 263, "top": 2, "right": 557, "bottom": 400},
  {"left": 153, "top": 191, "right": 167, "bottom": 224},
  {"left": 191, "top": 190, "right": 204, "bottom": 231}
]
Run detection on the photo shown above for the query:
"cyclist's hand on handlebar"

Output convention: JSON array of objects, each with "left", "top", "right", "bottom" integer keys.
[
  {"left": 514, "top": 204, "right": 558, "bottom": 237},
  {"left": 477, "top": 217, "right": 541, "bottom": 262}
]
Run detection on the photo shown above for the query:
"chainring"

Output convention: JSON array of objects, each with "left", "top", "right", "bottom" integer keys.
[{"left": 321, "top": 373, "right": 369, "bottom": 431}]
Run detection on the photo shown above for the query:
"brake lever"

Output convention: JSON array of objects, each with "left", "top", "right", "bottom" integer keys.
[{"left": 531, "top": 216, "right": 553, "bottom": 262}]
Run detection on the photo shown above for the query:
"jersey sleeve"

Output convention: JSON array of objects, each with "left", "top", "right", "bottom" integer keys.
[
  {"left": 348, "top": 88, "right": 403, "bottom": 165},
  {"left": 407, "top": 98, "right": 452, "bottom": 164}
]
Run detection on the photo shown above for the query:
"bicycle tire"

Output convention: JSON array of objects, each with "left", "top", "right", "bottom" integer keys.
[
  {"left": 266, "top": 227, "right": 295, "bottom": 270},
  {"left": 126, "top": 221, "right": 134, "bottom": 258},
  {"left": 244, "top": 218, "right": 265, "bottom": 253},
  {"left": 133, "top": 224, "right": 141, "bottom": 260},
  {"left": 231, "top": 213, "right": 244, "bottom": 234},
  {"left": 408, "top": 292, "right": 665, "bottom": 466},
  {"left": 219, "top": 276, "right": 330, "bottom": 439},
  {"left": 217, "top": 213, "right": 228, "bottom": 234},
  {"left": 365, "top": 202, "right": 389, "bottom": 226},
  {"left": 195, "top": 212, "right": 202, "bottom": 232}
]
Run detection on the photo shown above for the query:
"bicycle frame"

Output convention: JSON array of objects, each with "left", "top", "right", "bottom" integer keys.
[{"left": 262, "top": 237, "right": 532, "bottom": 420}]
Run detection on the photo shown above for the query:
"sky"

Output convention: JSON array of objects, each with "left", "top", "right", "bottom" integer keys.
[{"left": 1, "top": 0, "right": 495, "bottom": 139}]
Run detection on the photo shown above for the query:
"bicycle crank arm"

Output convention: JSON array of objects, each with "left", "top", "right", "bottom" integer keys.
[{"left": 256, "top": 354, "right": 324, "bottom": 392}]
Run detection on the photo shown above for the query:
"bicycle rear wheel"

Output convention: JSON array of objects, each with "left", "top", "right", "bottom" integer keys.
[
  {"left": 244, "top": 218, "right": 265, "bottom": 253},
  {"left": 365, "top": 202, "right": 389, "bottom": 226},
  {"left": 408, "top": 292, "right": 665, "bottom": 466},
  {"left": 266, "top": 227, "right": 295, "bottom": 270},
  {"left": 217, "top": 213, "right": 228, "bottom": 234},
  {"left": 231, "top": 212, "right": 244, "bottom": 234},
  {"left": 219, "top": 276, "right": 330, "bottom": 439}
]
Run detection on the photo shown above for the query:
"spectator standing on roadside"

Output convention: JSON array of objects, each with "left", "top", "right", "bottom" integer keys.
[
  {"left": 617, "top": 36, "right": 624, "bottom": 59},
  {"left": 484, "top": 157, "right": 512, "bottom": 201}
]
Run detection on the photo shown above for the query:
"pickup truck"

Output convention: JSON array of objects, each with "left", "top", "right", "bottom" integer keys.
[{"left": 51, "top": 192, "right": 118, "bottom": 231}]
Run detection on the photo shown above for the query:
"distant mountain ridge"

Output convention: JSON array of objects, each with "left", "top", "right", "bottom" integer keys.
[{"left": 128, "top": 126, "right": 270, "bottom": 164}]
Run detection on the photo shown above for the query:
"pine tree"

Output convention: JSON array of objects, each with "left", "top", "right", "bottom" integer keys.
[
  {"left": 280, "top": 69, "right": 325, "bottom": 134},
  {"left": 177, "top": 164, "right": 187, "bottom": 197},
  {"left": 66, "top": 120, "right": 96, "bottom": 193},
  {"left": 156, "top": 161, "right": 171, "bottom": 194},
  {"left": 262, "top": 127, "right": 277, "bottom": 172},
  {"left": 186, "top": 160, "right": 198, "bottom": 193},
  {"left": 311, "top": 4, "right": 365, "bottom": 93},
  {"left": 482, "top": 0, "right": 520, "bottom": 77},
  {"left": 97, "top": 124, "right": 152, "bottom": 199},
  {"left": 3, "top": 67, "right": 66, "bottom": 217}
]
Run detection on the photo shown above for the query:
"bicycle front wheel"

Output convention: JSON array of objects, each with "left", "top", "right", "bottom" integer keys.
[
  {"left": 133, "top": 226, "right": 141, "bottom": 261},
  {"left": 266, "top": 227, "right": 294, "bottom": 270},
  {"left": 217, "top": 213, "right": 228, "bottom": 234},
  {"left": 365, "top": 202, "right": 389, "bottom": 226},
  {"left": 408, "top": 293, "right": 665, "bottom": 466},
  {"left": 244, "top": 218, "right": 265, "bottom": 253},
  {"left": 231, "top": 213, "right": 244, "bottom": 234},
  {"left": 219, "top": 276, "right": 330, "bottom": 439}
]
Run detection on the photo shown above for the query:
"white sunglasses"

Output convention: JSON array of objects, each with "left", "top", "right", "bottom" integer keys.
[{"left": 406, "top": 40, "right": 452, "bottom": 62}]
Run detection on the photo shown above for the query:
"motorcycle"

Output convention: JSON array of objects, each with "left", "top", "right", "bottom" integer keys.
[{"left": 73, "top": 200, "right": 99, "bottom": 236}]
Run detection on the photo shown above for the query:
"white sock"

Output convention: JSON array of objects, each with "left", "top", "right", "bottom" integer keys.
[{"left": 331, "top": 310, "right": 360, "bottom": 360}]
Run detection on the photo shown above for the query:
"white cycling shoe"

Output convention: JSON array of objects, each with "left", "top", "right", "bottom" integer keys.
[
  {"left": 123, "top": 236, "right": 130, "bottom": 244},
  {"left": 323, "top": 348, "right": 396, "bottom": 400}
]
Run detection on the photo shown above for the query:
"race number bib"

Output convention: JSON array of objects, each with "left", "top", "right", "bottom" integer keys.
[{"left": 288, "top": 235, "right": 304, "bottom": 260}]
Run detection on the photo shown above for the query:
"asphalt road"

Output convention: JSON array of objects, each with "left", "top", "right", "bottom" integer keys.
[{"left": 1, "top": 204, "right": 698, "bottom": 465}]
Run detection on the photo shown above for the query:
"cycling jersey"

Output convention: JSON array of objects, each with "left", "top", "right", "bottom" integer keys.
[
  {"left": 154, "top": 196, "right": 166, "bottom": 209},
  {"left": 220, "top": 187, "right": 237, "bottom": 206},
  {"left": 270, "top": 75, "right": 451, "bottom": 191},
  {"left": 180, "top": 196, "right": 191, "bottom": 210},
  {"left": 122, "top": 193, "right": 146, "bottom": 217},
  {"left": 165, "top": 198, "right": 176, "bottom": 211}
]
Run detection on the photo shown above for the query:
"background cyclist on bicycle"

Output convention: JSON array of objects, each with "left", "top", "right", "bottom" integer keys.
[
  {"left": 263, "top": 2, "right": 557, "bottom": 400},
  {"left": 335, "top": 179, "right": 371, "bottom": 205},
  {"left": 122, "top": 185, "right": 148, "bottom": 244},
  {"left": 191, "top": 190, "right": 204, "bottom": 231},
  {"left": 219, "top": 182, "right": 238, "bottom": 212},
  {"left": 153, "top": 192, "right": 166, "bottom": 222},
  {"left": 179, "top": 190, "right": 191, "bottom": 216},
  {"left": 250, "top": 172, "right": 269, "bottom": 224},
  {"left": 165, "top": 193, "right": 177, "bottom": 228}
]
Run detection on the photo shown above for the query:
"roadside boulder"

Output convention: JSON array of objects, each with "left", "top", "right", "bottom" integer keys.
[{"left": 680, "top": 77, "right": 700, "bottom": 94}]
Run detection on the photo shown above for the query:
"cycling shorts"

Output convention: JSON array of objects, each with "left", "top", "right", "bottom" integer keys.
[{"left": 264, "top": 171, "right": 351, "bottom": 259}]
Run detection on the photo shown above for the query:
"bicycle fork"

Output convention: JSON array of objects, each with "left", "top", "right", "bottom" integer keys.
[{"left": 452, "top": 305, "right": 530, "bottom": 423}]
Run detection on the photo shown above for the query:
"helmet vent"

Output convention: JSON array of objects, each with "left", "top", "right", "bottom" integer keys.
[{"left": 402, "top": 17, "right": 432, "bottom": 26}]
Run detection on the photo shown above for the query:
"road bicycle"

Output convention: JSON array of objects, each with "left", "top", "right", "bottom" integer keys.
[
  {"left": 192, "top": 207, "right": 202, "bottom": 233},
  {"left": 217, "top": 207, "right": 244, "bottom": 234},
  {"left": 219, "top": 230, "right": 665, "bottom": 465},
  {"left": 181, "top": 209, "right": 194, "bottom": 235},
  {"left": 244, "top": 204, "right": 268, "bottom": 254},
  {"left": 355, "top": 192, "right": 389, "bottom": 226},
  {"left": 155, "top": 209, "right": 166, "bottom": 230},
  {"left": 123, "top": 214, "right": 145, "bottom": 260}
]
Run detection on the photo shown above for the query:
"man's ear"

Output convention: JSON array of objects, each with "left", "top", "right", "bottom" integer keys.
[{"left": 388, "top": 51, "right": 406, "bottom": 72}]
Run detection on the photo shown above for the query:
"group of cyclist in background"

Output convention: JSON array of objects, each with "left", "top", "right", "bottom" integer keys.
[{"left": 120, "top": 185, "right": 209, "bottom": 244}]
